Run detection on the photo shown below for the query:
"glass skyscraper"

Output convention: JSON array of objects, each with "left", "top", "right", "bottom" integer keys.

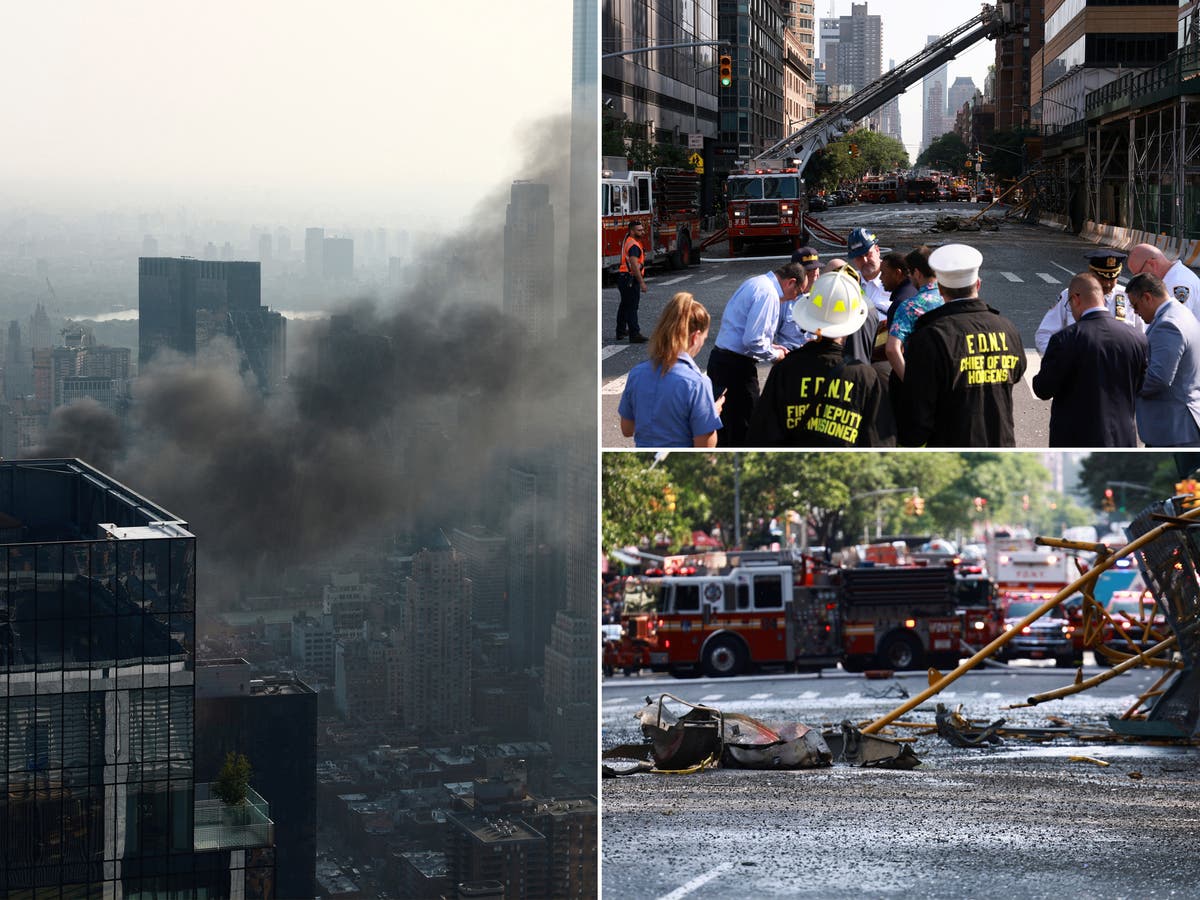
[{"left": 0, "top": 459, "right": 273, "bottom": 897}]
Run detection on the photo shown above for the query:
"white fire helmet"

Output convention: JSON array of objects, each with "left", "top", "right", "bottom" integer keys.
[{"left": 790, "top": 268, "right": 868, "bottom": 339}]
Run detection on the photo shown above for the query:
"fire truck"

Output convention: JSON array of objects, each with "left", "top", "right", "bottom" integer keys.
[
  {"left": 601, "top": 157, "right": 703, "bottom": 274},
  {"left": 724, "top": 163, "right": 809, "bottom": 255},
  {"left": 626, "top": 551, "right": 964, "bottom": 677}
]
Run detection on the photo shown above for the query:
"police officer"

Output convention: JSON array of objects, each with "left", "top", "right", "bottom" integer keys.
[
  {"left": 1035, "top": 249, "right": 1142, "bottom": 354},
  {"left": 894, "top": 243, "right": 1027, "bottom": 447},
  {"left": 776, "top": 247, "right": 822, "bottom": 350},
  {"left": 748, "top": 269, "right": 896, "bottom": 447},
  {"left": 616, "top": 222, "right": 649, "bottom": 343},
  {"left": 707, "top": 262, "right": 806, "bottom": 446},
  {"left": 1127, "top": 242, "right": 1200, "bottom": 322}
]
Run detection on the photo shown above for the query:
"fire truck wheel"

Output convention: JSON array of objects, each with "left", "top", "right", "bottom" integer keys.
[
  {"left": 878, "top": 633, "right": 924, "bottom": 671},
  {"left": 670, "top": 233, "right": 693, "bottom": 270},
  {"left": 702, "top": 637, "right": 747, "bottom": 678},
  {"left": 1055, "top": 653, "right": 1078, "bottom": 668},
  {"left": 603, "top": 664, "right": 614, "bottom": 677},
  {"left": 841, "top": 655, "right": 868, "bottom": 673},
  {"left": 730, "top": 238, "right": 744, "bottom": 256}
]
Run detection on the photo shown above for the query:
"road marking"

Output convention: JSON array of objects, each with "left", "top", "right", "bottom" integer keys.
[
  {"left": 982, "top": 692, "right": 1003, "bottom": 700},
  {"left": 799, "top": 690, "right": 819, "bottom": 700},
  {"left": 657, "top": 863, "right": 734, "bottom": 900},
  {"left": 1036, "top": 272, "right": 1060, "bottom": 284},
  {"left": 602, "top": 375, "right": 628, "bottom": 396},
  {"left": 657, "top": 275, "right": 691, "bottom": 286},
  {"left": 697, "top": 274, "right": 728, "bottom": 284},
  {"left": 698, "top": 694, "right": 724, "bottom": 702},
  {"left": 604, "top": 697, "right": 625, "bottom": 704},
  {"left": 748, "top": 692, "right": 772, "bottom": 700},
  {"left": 999, "top": 271, "right": 1023, "bottom": 282},
  {"left": 1051, "top": 261, "right": 1076, "bottom": 278},
  {"left": 601, "top": 344, "right": 629, "bottom": 361}
]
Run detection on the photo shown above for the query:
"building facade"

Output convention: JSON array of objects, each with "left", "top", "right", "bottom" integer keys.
[{"left": 0, "top": 459, "right": 273, "bottom": 895}]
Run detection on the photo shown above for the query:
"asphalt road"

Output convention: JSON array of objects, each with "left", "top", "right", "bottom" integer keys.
[
  {"left": 601, "top": 201, "right": 1150, "bottom": 449},
  {"left": 602, "top": 664, "right": 1200, "bottom": 899}
]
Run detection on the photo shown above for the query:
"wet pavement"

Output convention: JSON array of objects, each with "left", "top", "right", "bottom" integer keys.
[{"left": 603, "top": 669, "right": 1200, "bottom": 898}]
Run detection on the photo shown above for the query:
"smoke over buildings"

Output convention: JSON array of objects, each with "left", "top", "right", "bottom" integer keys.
[{"left": 34, "top": 112, "right": 593, "bottom": 597}]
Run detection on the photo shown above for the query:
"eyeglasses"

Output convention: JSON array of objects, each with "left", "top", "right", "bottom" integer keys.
[{"left": 1128, "top": 257, "right": 1148, "bottom": 276}]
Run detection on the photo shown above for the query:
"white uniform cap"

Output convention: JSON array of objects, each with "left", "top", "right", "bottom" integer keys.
[{"left": 928, "top": 244, "right": 983, "bottom": 289}]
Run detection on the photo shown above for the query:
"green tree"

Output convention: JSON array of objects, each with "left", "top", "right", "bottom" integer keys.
[
  {"left": 978, "top": 127, "right": 1036, "bottom": 181},
  {"left": 805, "top": 129, "right": 909, "bottom": 190},
  {"left": 212, "top": 751, "right": 252, "bottom": 806},
  {"left": 601, "top": 119, "right": 691, "bottom": 170},
  {"left": 1077, "top": 453, "right": 1179, "bottom": 514},
  {"left": 916, "top": 132, "right": 970, "bottom": 172},
  {"left": 602, "top": 454, "right": 692, "bottom": 553}
]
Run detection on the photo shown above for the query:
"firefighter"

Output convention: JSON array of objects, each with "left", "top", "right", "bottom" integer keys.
[
  {"left": 893, "top": 243, "right": 1027, "bottom": 447},
  {"left": 747, "top": 268, "right": 896, "bottom": 447},
  {"left": 616, "top": 222, "right": 649, "bottom": 343}
]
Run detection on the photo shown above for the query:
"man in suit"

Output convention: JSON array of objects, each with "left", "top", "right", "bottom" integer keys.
[
  {"left": 1032, "top": 273, "right": 1148, "bottom": 446},
  {"left": 1128, "top": 272, "right": 1200, "bottom": 447}
]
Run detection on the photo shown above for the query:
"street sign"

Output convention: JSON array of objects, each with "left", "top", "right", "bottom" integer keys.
[
  {"left": 688, "top": 133, "right": 704, "bottom": 150},
  {"left": 687, "top": 152, "right": 704, "bottom": 173}
]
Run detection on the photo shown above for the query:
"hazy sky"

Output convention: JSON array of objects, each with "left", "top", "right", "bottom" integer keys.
[
  {"left": 819, "top": 1, "right": 999, "bottom": 160},
  {"left": 0, "top": 1, "right": 573, "bottom": 225}
]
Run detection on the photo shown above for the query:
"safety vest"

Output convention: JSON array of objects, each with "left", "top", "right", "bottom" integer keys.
[{"left": 619, "top": 233, "right": 643, "bottom": 274}]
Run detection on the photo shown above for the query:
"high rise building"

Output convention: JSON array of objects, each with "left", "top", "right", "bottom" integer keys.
[
  {"left": 507, "top": 463, "right": 560, "bottom": 673},
  {"left": 196, "top": 660, "right": 317, "bottom": 900},
  {"left": 503, "top": 181, "right": 555, "bottom": 338},
  {"left": 922, "top": 35, "right": 949, "bottom": 151},
  {"left": 305, "top": 227, "right": 325, "bottom": 279},
  {"left": 716, "top": 0, "right": 789, "bottom": 159},
  {"left": 818, "top": 16, "right": 841, "bottom": 87},
  {"left": 947, "top": 76, "right": 978, "bottom": 125},
  {"left": 399, "top": 545, "right": 472, "bottom": 735},
  {"left": 601, "top": 1, "right": 720, "bottom": 155},
  {"left": 879, "top": 59, "right": 903, "bottom": 143},
  {"left": 450, "top": 526, "right": 508, "bottom": 629},
  {"left": 994, "top": 0, "right": 1043, "bottom": 131},
  {"left": 322, "top": 236, "right": 354, "bottom": 279},
  {"left": 257, "top": 232, "right": 272, "bottom": 263},
  {"left": 137, "top": 257, "right": 286, "bottom": 392},
  {"left": 0, "top": 459, "right": 274, "bottom": 894},
  {"left": 833, "top": 2, "right": 882, "bottom": 92},
  {"left": 29, "top": 303, "right": 52, "bottom": 351},
  {"left": 4, "top": 320, "right": 32, "bottom": 401}
]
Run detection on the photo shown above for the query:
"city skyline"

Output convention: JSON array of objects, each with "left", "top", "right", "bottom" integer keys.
[{"left": 817, "top": 1, "right": 996, "bottom": 159}]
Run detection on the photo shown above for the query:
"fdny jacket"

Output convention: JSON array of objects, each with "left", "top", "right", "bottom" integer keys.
[
  {"left": 894, "top": 297, "right": 1026, "bottom": 447},
  {"left": 747, "top": 339, "right": 896, "bottom": 447}
]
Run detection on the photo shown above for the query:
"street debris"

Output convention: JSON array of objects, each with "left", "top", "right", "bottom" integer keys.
[
  {"left": 930, "top": 215, "right": 1001, "bottom": 233},
  {"left": 602, "top": 693, "right": 918, "bottom": 776},
  {"left": 1067, "top": 755, "right": 1111, "bottom": 767},
  {"left": 935, "top": 703, "right": 1005, "bottom": 748}
]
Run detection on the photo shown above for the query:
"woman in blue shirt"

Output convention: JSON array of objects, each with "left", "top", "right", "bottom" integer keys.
[{"left": 618, "top": 292, "right": 725, "bottom": 447}]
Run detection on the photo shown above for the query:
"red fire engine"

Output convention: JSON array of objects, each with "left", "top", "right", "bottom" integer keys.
[
  {"left": 620, "top": 551, "right": 964, "bottom": 677},
  {"left": 601, "top": 158, "right": 703, "bottom": 274},
  {"left": 724, "top": 164, "right": 808, "bottom": 256}
]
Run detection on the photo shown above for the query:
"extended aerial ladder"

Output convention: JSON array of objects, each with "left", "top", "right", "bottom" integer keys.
[{"left": 751, "top": 3, "right": 1022, "bottom": 174}]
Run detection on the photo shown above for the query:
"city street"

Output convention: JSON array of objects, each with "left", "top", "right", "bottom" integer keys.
[
  {"left": 602, "top": 202, "right": 1145, "bottom": 448},
  {"left": 602, "top": 664, "right": 1200, "bottom": 899}
]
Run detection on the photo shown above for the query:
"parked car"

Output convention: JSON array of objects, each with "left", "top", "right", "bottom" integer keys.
[
  {"left": 979, "top": 187, "right": 995, "bottom": 203},
  {"left": 937, "top": 186, "right": 951, "bottom": 202},
  {"left": 954, "top": 185, "right": 972, "bottom": 201},
  {"left": 807, "top": 193, "right": 828, "bottom": 212}
]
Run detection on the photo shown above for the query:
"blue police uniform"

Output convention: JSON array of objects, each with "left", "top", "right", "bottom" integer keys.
[{"left": 618, "top": 352, "right": 723, "bottom": 447}]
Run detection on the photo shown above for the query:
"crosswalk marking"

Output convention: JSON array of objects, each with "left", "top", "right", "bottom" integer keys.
[
  {"left": 697, "top": 274, "right": 727, "bottom": 284},
  {"left": 601, "top": 375, "right": 628, "bottom": 396},
  {"left": 748, "top": 692, "right": 772, "bottom": 700},
  {"left": 656, "top": 275, "right": 691, "bottom": 286},
  {"left": 1000, "top": 271, "right": 1023, "bottom": 282},
  {"left": 603, "top": 697, "right": 625, "bottom": 704},
  {"left": 601, "top": 344, "right": 629, "bottom": 361},
  {"left": 1036, "top": 273, "right": 1060, "bottom": 284},
  {"left": 699, "top": 694, "right": 724, "bottom": 702}
]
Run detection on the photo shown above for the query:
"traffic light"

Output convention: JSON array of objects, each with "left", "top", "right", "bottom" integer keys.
[
  {"left": 904, "top": 496, "right": 916, "bottom": 516},
  {"left": 913, "top": 497, "right": 925, "bottom": 516},
  {"left": 965, "top": 158, "right": 973, "bottom": 169},
  {"left": 973, "top": 496, "right": 987, "bottom": 512},
  {"left": 1175, "top": 479, "right": 1200, "bottom": 510},
  {"left": 664, "top": 485, "right": 677, "bottom": 514},
  {"left": 1103, "top": 488, "right": 1116, "bottom": 513},
  {"left": 849, "top": 143, "right": 860, "bottom": 158},
  {"left": 719, "top": 54, "right": 733, "bottom": 88}
]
